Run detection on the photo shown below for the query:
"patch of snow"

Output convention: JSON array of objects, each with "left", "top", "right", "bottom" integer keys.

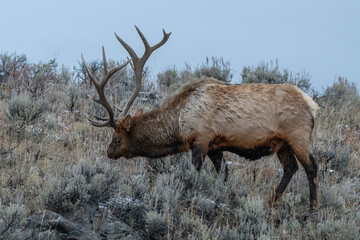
[
  {"left": 98, "top": 203, "right": 105, "bottom": 209},
  {"left": 26, "top": 125, "right": 43, "bottom": 135},
  {"left": 100, "top": 196, "right": 143, "bottom": 210},
  {"left": 226, "top": 161, "right": 242, "bottom": 166},
  {"left": 204, "top": 198, "right": 230, "bottom": 211}
]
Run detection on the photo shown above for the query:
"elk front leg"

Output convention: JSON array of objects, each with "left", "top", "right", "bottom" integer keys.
[
  {"left": 208, "top": 150, "right": 229, "bottom": 182},
  {"left": 191, "top": 143, "right": 208, "bottom": 172},
  {"left": 207, "top": 150, "right": 223, "bottom": 173}
]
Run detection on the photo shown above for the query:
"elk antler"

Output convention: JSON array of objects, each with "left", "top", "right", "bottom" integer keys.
[
  {"left": 115, "top": 25, "right": 171, "bottom": 117},
  {"left": 82, "top": 46, "right": 130, "bottom": 129}
]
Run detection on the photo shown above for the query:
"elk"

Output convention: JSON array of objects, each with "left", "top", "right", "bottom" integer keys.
[{"left": 82, "top": 26, "right": 320, "bottom": 209}]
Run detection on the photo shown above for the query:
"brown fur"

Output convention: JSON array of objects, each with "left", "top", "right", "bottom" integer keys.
[{"left": 107, "top": 77, "right": 320, "bottom": 209}]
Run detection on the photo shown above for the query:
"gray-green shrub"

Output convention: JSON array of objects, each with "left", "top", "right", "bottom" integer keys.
[
  {"left": 0, "top": 203, "right": 26, "bottom": 239},
  {"left": 41, "top": 158, "right": 119, "bottom": 213},
  {"left": 7, "top": 95, "right": 49, "bottom": 124},
  {"left": 241, "top": 60, "right": 311, "bottom": 92},
  {"left": 194, "top": 57, "right": 233, "bottom": 83}
]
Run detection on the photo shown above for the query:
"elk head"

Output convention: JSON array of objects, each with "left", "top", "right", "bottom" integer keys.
[{"left": 82, "top": 26, "right": 171, "bottom": 159}]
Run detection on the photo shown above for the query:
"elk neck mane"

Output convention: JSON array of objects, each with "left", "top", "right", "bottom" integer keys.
[{"left": 126, "top": 78, "right": 221, "bottom": 157}]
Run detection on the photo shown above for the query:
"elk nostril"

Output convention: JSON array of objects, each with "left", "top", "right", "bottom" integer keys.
[{"left": 107, "top": 149, "right": 113, "bottom": 158}]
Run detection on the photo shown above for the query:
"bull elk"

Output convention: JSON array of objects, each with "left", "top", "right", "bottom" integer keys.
[{"left": 82, "top": 26, "right": 320, "bottom": 209}]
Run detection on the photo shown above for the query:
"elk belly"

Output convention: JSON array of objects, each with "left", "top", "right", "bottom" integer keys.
[{"left": 221, "top": 145, "right": 273, "bottom": 161}]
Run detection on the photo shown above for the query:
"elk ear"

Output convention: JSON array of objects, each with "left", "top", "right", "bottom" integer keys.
[
  {"left": 134, "top": 109, "right": 143, "bottom": 117},
  {"left": 123, "top": 115, "right": 133, "bottom": 132}
]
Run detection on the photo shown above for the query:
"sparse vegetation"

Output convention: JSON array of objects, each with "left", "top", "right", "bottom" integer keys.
[
  {"left": 0, "top": 53, "right": 359, "bottom": 239},
  {"left": 157, "top": 57, "right": 233, "bottom": 93},
  {"left": 242, "top": 60, "right": 312, "bottom": 92}
]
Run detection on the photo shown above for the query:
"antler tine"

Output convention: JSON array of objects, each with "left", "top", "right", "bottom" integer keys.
[
  {"left": 114, "top": 32, "right": 139, "bottom": 61},
  {"left": 134, "top": 25, "right": 151, "bottom": 52},
  {"left": 104, "top": 59, "right": 131, "bottom": 87},
  {"left": 149, "top": 28, "right": 171, "bottom": 54},
  {"left": 82, "top": 50, "right": 130, "bottom": 129},
  {"left": 81, "top": 54, "right": 98, "bottom": 87},
  {"left": 135, "top": 25, "right": 172, "bottom": 63},
  {"left": 115, "top": 26, "right": 171, "bottom": 117},
  {"left": 88, "top": 112, "right": 109, "bottom": 121},
  {"left": 102, "top": 46, "right": 108, "bottom": 76},
  {"left": 84, "top": 113, "right": 111, "bottom": 127}
]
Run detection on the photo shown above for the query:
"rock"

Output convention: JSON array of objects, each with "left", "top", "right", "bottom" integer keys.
[
  {"left": 15, "top": 200, "right": 144, "bottom": 240},
  {"left": 105, "top": 197, "right": 146, "bottom": 230},
  {"left": 98, "top": 221, "right": 132, "bottom": 239},
  {"left": 18, "top": 210, "right": 98, "bottom": 240}
]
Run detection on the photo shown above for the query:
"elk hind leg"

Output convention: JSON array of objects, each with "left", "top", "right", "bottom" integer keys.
[
  {"left": 292, "top": 144, "right": 318, "bottom": 210},
  {"left": 273, "top": 143, "right": 298, "bottom": 203}
]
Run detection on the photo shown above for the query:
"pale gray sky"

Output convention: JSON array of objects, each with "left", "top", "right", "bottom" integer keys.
[{"left": 1, "top": 0, "right": 359, "bottom": 91}]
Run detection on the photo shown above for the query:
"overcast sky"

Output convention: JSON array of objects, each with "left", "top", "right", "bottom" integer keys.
[{"left": 1, "top": 0, "right": 359, "bottom": 91}]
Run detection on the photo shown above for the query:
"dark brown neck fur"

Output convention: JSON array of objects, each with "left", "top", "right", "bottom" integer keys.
[
  {"left": 128, "top": 107, "right": 184, "bottom": 158},
  {"left": 126, "top": 78, "right": 223, "bottom": 158}
]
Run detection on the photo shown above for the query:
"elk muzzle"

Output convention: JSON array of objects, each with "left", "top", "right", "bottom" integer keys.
[{"left": 107, "top": 142, "right": 119, "bottom": 159}]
